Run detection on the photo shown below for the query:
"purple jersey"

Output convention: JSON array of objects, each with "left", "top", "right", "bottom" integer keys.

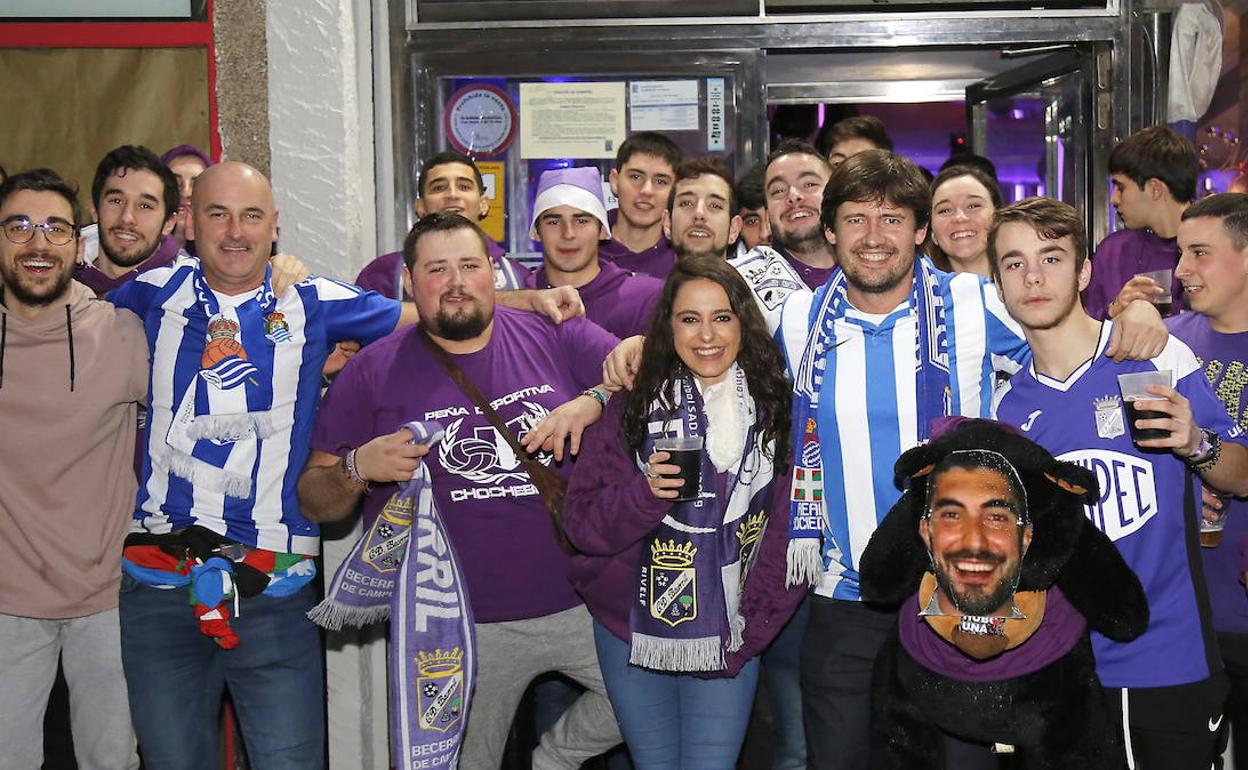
[
  {"left": 309, "top": 307, "right": 620, "bottom": 622},
  {"left": 536, "top": 259, "right": 662, "bottom": 339},
  {"left": 1169, "top": 311, "right": 1248, "bottom": 634},
  {"left": 599, "top": 209, "right": 676, "bottom": 279},
  {"left": 994, "top": 321, "right": 1245, "bottom": 688},
  {"left": 1082, "top": 228, "right": 1185, "bottom": 320},
  {"left": 777, "top": 246, "right": 836, "bottom": 290},
  {"left": 74, "top": 234, "right": 182, "bottom": 298},
  {"left": 353, "top": 241, "right": 533, "bottom": 300}
]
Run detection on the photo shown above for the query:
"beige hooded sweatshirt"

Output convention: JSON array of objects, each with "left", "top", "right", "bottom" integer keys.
[{"left": 0, "top": 281, "right": 148, "bottom": 619}]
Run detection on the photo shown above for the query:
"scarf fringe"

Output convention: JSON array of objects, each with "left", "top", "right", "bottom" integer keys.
[
  {"left": 187, "top": 412, "right": 275, "bottom": 442},
  {"left": 306, "top": 598, "right": 391, "bottom": 631},
  {"left": 629, "top": 632, "right": 724, "bottom": 672},
  {"left": 727, "top": 613, "right": 746, "bottom": 653},
  {"left": 786, "top": 539, "right": 823, "bottom": 588},
  {"left": 159, "top": 447, "right": 254, "bottom": 498}
]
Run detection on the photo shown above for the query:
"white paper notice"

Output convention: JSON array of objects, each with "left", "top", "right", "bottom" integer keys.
[
  {"left": 629, "top": 80, "right": 700, "bottom": 132},
  {"left": 520, "top": 82, "right": 627, "bottom": 159},
  {"left": 706, "top": 78, "right": 726, "bottom": 152}
]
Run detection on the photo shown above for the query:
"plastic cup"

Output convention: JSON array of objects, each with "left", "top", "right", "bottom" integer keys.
[
  {"left": 654, "top": 436, "right": 702, "bottom": 502},
  {"left": 1201, "top": 488, "right": 1231, "bottom": 548},
  {"left": 1117, "top": 370, "right": 1174, "bottom": 444},
  {"left": 1135, "top": 269, "right": 1174, "bottom": 316}
]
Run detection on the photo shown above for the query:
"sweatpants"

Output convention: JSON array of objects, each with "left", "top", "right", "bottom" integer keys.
[
  {"left": 322, "top": 516, "right": 391, "bottom": 769},
  {"left": 460, "top": 603, "right": 623, "bottom": 769},
  {"left": 0, "top": 608, "right": 138, "bottom": 770}
]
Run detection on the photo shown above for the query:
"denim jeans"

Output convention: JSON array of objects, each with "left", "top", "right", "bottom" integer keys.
[
  {"left": 593, "top": 621, "right": 759, "bottom": 770},
  {"left": 761, "top": 594, "right": 810, "bottom": 770},
  {"left": 119, "top": 575, "right": 324, "bottom": 770}
]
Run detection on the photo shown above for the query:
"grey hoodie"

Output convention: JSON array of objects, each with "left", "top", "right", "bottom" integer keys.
[{"left": 0, "top": 281, "right": 148, "bottom": 618}]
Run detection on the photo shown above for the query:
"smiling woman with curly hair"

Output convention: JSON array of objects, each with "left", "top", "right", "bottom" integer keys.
[{"left": 563, "top": 255, "right": 805, "bottom": 768}]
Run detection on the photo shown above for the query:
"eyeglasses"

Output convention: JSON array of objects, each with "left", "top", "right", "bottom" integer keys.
[{"left": 2, "top": 217, "right": 77, "bottom": 246}]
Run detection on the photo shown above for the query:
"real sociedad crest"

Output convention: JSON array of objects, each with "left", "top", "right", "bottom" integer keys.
[
  {"left": 416, "top": 647, "right": 465, "bottom": 732},
  {"left": 1094, "top": 395, "right": 1126, "bottom": 440},
  {"left": 649, "top": 540, "right": 698, "bottom": 627},
  {"left": 264, "top": 311, "right": 292, "bottom": 343},
  {"left": 362, "top": 495, "right": 413, "bottom": 573}
]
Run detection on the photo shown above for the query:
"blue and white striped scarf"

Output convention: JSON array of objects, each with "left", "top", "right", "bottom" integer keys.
[
  {"left": 161, "top": 266, "right": 278, "bottom": 499},
  {"left": 785, "top": 258, "right": 949, "bottom": 586}
]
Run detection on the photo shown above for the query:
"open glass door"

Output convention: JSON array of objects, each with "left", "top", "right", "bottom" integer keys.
[{"left": 966, "top": 49, "right": 1096, "bottom": 218}]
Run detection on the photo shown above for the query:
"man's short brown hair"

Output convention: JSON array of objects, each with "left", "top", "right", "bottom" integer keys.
[
  {"left": 987, "top": 197, "right": 1088, "bottom": 283},
  {"left": 820, "top": 149, "right": 930, "bottom": 232},
  {"left": 668, "top": 156, "right": 736, "bottom": 216}
]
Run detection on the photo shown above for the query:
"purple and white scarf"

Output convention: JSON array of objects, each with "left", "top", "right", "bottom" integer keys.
[
  {"left": 308, "top": 421, "right": 475, "bottom": 770},
  {"left": 630, "top": 368, "right": 777, "bottom": 672}
]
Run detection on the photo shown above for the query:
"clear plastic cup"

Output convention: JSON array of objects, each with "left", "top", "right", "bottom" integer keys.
[
  {"left": 1116, "top": 370, "right": 1174, "bottom": 444},
  {"left": 1135, "top": 269, "right": 1174, "bottom": 316}
]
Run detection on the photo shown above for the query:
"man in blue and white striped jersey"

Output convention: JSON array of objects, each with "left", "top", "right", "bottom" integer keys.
[{"left": 730, "top": 149, "right": 1170, "bottom": 770}]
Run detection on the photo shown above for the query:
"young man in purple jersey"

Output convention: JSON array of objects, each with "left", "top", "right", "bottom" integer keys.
[
  {"left": 1085, "top": 127, "right": 1198, "bottom": 320},
  {"left": 1171, "top": 192, "right": 1248, "bottom": 768},
  {"left": 599, "top": 131, "right": 682, "bottom": 279},
  {"left": 990, "top": 196, "right": 1248, "bottom": 769}
]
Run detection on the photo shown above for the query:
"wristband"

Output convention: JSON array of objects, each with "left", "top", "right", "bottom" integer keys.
[
  {"left": 343, "top": 448, "right": 371, "bottom": 491},
  {"left": 581, "top": 386, "right": 610, "bottom": 408},
  {"left": 1185, "top": 428, "right": 1222, "bottom": 474}
]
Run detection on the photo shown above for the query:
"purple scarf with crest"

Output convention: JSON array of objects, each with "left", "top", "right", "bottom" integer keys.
[
  {"left": 629, "top": 369, "right": 777, "bottom": 672},
  {"left": 308, "top": 421, "right": 475, "bottom": 769}
]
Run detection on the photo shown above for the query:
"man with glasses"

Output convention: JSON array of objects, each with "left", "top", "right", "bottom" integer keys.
[{"left": 0, "top": 169, "right": 147, "bottom": 769}]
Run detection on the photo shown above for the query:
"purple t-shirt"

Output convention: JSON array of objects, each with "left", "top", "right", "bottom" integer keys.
[
  {"left": 536, "top": 259, "right": 663, "bottom": 339},
  {"left": 353, "top": 240, "right": 533, "bottom": 300},
  {"left": 310, "top": 307, "right": 620, "bottom": 622},
  {"left": 995, "top": 321, "right": 1245, "bottom": 687},
  {"left": 898, "top": 587, "right": 1086, "bottom": 683},
  {"left": 599, "top": 209, "right": 676, "bottom": 280},
  {"left": 1083, "top": 228, "right": 1186, "bottom": 320},
  {"left": 1169, "top": 311, "right": 1248, "bottom": 634},
  {"left": 74, "top": 234, "right": 181, "bottom": 297},
  {"left": 777, "top": 246, "right": 836, "bottom": 290}
]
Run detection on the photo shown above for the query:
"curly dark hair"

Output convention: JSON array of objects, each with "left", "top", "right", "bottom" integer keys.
[{"left": 621, "top": 256, "right": 791, "bottom": 462}]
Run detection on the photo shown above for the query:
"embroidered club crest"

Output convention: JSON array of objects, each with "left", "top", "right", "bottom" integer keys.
[
  {"left": 1094, "top": 395, "right": 1126, "bottom": 440},
  {"left": 416, "top": 648, "right": 465, "bottom": 732},
  {"left": 362, "top": 495, "right": 413, "bottom": 573},
  {"left": 649, "top": 540, "right": 698, "bottom": 627},
  {"left": 200, "top": 315, "right": 258, "bottom": 390},
  {"left": 735, "top": 512, "right": 767, "bottom": 587},
  {"left": 264, "top": 311, "right": 292, "bottom": 343}
]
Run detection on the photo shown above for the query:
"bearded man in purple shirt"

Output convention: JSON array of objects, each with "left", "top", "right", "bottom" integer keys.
[
  {"left": 75, "top": 145, "right": 183, "bottom": 298},
  {"left": 662, "top": 156, "right": 743, "bottom": 262},
  {"left": 299, "top": 212, "right": 623, "bottom": 770},
  {"left": 1171, "top": 192, "right": 1248, "bottom": 768}
]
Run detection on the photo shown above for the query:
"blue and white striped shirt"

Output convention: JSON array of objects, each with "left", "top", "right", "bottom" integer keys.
[
  {"left": 731, "top": 249, "right": 1029, "bottom": 600},
  {"left": 109, "top": 256, "right": 401, "bottom": 554}
]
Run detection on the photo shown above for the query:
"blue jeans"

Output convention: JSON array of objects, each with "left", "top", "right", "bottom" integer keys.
[
  {"left": 119, "top": 575, "right": 324, "bottom": 770},
  {"left": 761, "top": 594, "right": 810, "bottom": 770},
  {"left": 594, "top": 621, "right": 759, "bottom": 769}
]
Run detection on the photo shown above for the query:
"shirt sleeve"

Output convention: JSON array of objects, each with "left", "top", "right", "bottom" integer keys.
[
  {"left": 556, "top": 316, "right": 621, "bottom": 390},
  {"left": 353, "top": 253, "right": 404, "bottom": 299},
  {"left": 977, "top": 276, "right": 1030, "bottom": 371},
  {"left": 1082, "top": 241, "right": 1114, "bottom": 321},
  {"left": 1181, "top": 366, "right": 1248, "bottom": 445},
  {"left": 312, "top": 277, "right": 403, "bottom": 345},
  {"left": 309, "top": 353, "right": 381, "bottom": 458},
  {"left": 106, "top": 273, "right": 156, "bottom": 317}
]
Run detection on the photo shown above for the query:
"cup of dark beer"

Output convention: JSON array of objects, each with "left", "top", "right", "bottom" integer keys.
[
  {"left": 1116, "top": 370, "right": 1175, "bottom": 444},
  {"left": 1135, "top": 269, "right": 1174, "bottom": 317},
  {"left": 655, "top": 436, "right": 703, "bottom": 502}
]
